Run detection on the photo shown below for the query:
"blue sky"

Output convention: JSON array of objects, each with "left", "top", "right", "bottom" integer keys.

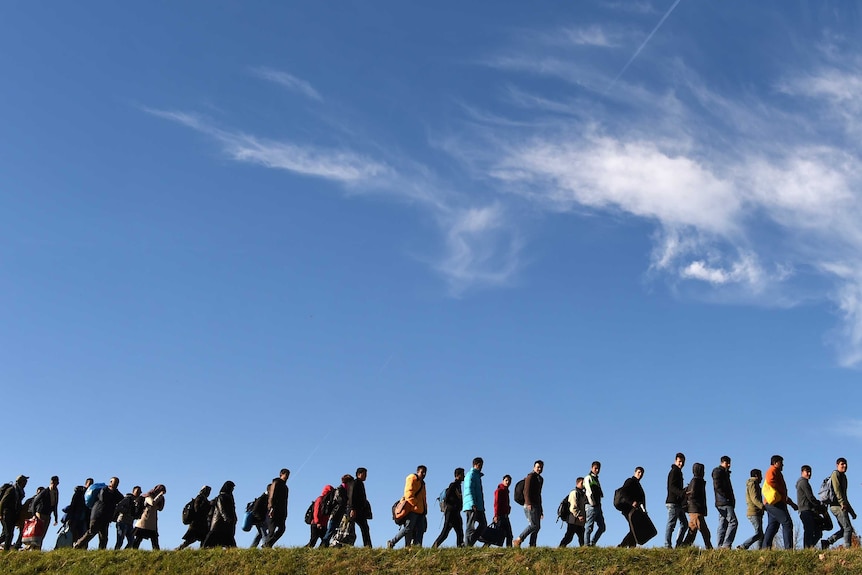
[{"left": 2, "top": 0, "right": 862, "bottom": 549}]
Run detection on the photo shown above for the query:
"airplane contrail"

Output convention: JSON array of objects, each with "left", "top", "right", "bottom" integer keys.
[{"left": 605, "top": 0, "right": 683, "bottom": 93}]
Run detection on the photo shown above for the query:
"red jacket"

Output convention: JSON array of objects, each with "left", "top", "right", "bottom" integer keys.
[
  {"left": 313, "top": 485, "right": 334, "bottom": 526},
  {"left": 494, "top": 483, "right": 510, "bottom": 518}
]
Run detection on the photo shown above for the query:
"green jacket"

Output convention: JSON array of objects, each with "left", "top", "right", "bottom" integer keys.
[{"left": 745, "top": 478, "right": 764, "bottom": 517}]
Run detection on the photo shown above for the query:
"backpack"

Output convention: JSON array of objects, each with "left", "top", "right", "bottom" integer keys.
[
  {"left": 182, "top": 498, "right": 196, "bottom": 525},
  {"left": 304, "top": 501, "right": 315, "bottom": 525},
  {"left": 613, "top": 487, "right": 629, "bottom": 512},
  {"left": 818, "top": 476, "right": 837, "bottom": 505},
  {"left": 84, "top": 483, "right": 106, "bottom": 509},
  {"left": 513, "top": 478, "right": 526, "bottom": 506},
  {"left": 556, "top": 495, "right": 571, "bottom": 523},
  {"left": 321, "top": 489, "right": 336, "bottom": 516},
  {"left": 132, "top": 496, "right": 145, "bottom": 519},
  {"left": 437, "top": 488, "right": 448, "bottom": 513},
  {"left": 113, "top": 495, "right": 134, "bottom": 522},
  {"left": 0, "top": 483, "right": 13, "bottom": 505}
]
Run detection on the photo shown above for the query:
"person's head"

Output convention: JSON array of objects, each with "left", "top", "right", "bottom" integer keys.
[
  {"left": 770, "top": 455, "right": 784, "bottom": 470},
  {"left": 634, "top": 467, "right": 645, "bottom": 480},
  {"left": 416, "top": 465, "right": 428, "bottom": 479},
  {"left": 576, "top": 477, "right": 584, "bottom": 489},
  {"left": 837, "top": 458, "right": 848, "bottom": 472},
  {"left": 801, "top": 465, "right": 812, "bottom": 478},
  {"left": 35, "top": 486, "right": 44, "bottom": 494},
  {"left": 472, "top": 457, "right": 484, "bottom": 470},
  {"left": 720, "top": 455, "right": 731, "bottom": 469},
  {"left": 108, "top": 477, "right": 120, "bottom": 490},
  {"left": 750, "top": 469, "right": 762, "bottom": 482},
  {"left": 455, "top": 467, "right": 466, "bottom": 481},
  {"left": 280, "top": 468, "right": 290, "bottom": 481},
  {"left": 692, "top": 463, "right": 705, "bottom": 478},
  {"left": 356, "top": 467, "right": 368, "bottom": 481},
  {"left": 502, "top": 475, "right": 512, "bottom": 487},
  {"left": 675, "top": 453, "right": 686, "bottom": 468},
  {"left": 591, "top": 461, "right": 601, "bottom": 475},
  {"left": 84, "top": 478, "right": 94, "bottom": 488},
  {"left": 132, "top": 486, "right": 142, "bottom": 496},
  {"left": 221, "top": 481, "right": 235, "bottom": 494},
  {"left": 341, "top": 474, "right": 354, "bottom": 486},
  {"left": 50, "top": 476, "right": 59, "bottom": 488},
  {"left": 199, "top": 485, "right": 210, "bottom": 497},
  {"left": 534, "top": 460, "right": 544, "bottom": 474},
  {"left": 15, "top": 475, "right": 28, "bottom": 488}
]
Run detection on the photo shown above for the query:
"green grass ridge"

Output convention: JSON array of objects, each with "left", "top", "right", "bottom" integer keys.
[{"left": 3, "top": 548, "right": 862, "bottom": 575}]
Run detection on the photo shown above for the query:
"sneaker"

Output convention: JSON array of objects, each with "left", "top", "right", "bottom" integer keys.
[
  {"left": 736, "top": 545, "right": 746, "bottom": 550},
  {"left": 387, "top": 540, "right": 395, "bottom": 549},
  {"left": 513, "top": 538, "right": 522, "bottom": 548}
]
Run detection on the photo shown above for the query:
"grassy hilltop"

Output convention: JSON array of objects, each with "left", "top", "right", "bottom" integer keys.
[{"left": 4, "top": 547, "right": 862, "bottom": 575}]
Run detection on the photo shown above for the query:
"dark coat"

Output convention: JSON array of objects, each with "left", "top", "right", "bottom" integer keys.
[
  {"left": 269, "top": 478, "right": 288, "bottom": 519},
  {"left": 204, "top": 492, "right": 237, "bottom": 548},
  {"left": 666, "top": 465, "right": 686, "bottom": 505},
  {"left": 91, "top": 486, "right": 124, "bottom": 525},
  {"left": 618, "top": 477, "right": 646, "bottom": 513},
  {"left": 712, "top": 466, "right": 735, "bottom": 507},
  {"left": 348, "top": 479, "right": 369, "bottom": 520},
  {"left": 686, "top": 477, "right": 708, "bottom": 515}
]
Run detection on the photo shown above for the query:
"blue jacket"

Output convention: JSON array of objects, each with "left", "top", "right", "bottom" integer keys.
[{"left": 462, "top": 468, "right": 484, "bottom": 512}]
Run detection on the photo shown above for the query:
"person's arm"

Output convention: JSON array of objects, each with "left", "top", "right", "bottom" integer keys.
[{"left": 524, "top": 474, "right": 533, "bottom": 508}]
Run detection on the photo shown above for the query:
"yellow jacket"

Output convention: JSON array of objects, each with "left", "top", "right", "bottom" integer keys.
[{"left": 404, "top": 473, "right": 427, "bottom": 514}]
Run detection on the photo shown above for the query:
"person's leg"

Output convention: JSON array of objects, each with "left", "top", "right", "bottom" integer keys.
[
  {"left": 723, "top": 506, "right": 738, "bottom": 547},
  {"left": 432, "top": 515, "right": 453, "bottom": 548},
  {"left": 585, "top": 505, "right": 597, "bottom": 546},
  {"left": 739, "top": 514, "right": 761, "bottom": 549},
  {"left": 528, "top": 507, "right": 541, "bottom": 546},
  {"left": 465, "top": 510, "right": 477, "bottom": 546},
  {"left": 265, "top": 515, "right": 286, "bottom": 548},
  {"left": 453, "top": 512, "right": 464, "bottom": 547},
  {"left": 665, "top": 504, "right": 678, "bottom": 548},
  {"left": 716, "top": 506, "right": 728, "bottom": 548},
  {"left": 800, "top": 511, "right": 816, "bottom": 548},
  {"left": 501, "top": 516, "right": 513, "bottom": 547},
  {"left": 560, "top": 523, "right": 575, "bottom": 547},
  {"left": 474, "top": 510, "right": 487, "bottom": 546},
  {"left": 591, "top": 507, "right": 605, "bottom": 546},
  {"left": 358, "top": 517, "right": 372, "bottom": 547},
  {"left": 697, "top": 515, "right": 713, "bottom": 549},
  {"left": 681, "top": 513, "right": 698, "bottom": 547},
  {"left": 762, "top": 505, "right": 779, "bottom": 549}
]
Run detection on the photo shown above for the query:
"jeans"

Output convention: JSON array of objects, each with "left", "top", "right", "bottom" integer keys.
[
  {"left": 715, "top": 505, "right": 738, "bottom": 548},
  {"left": 827, "top": 506, "right": 855, "bottom": 548},
  {"left": 115, "top": 522, "right": 135, "bottom": 549},
  {"left": 518, "top": 505, "right": 542, "bottom": 546},
  {"left": 763, "top": 503, "right": 793, "bottom": 549},
  {"left": 390, "top": 512, "right": 426, "bottom": 547},
  {"left": 433, "top": 509, "right": 464, "bottom": 548},
  {"left": 739, "top": 514, "right": 763, "bottom": 549},
  {"left": 665, "top": 503, "right": 688, "bottom": 548},
  {"left": 251, "top": 520, "right": 270, "bottom": 548},
  {"left": 465, "top": 509, "right": 487, "bottom": 547},
  {"left": 585, "top": 504, "right": 605, "bottom": 546}
]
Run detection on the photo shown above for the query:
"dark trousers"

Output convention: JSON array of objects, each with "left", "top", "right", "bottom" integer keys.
[
  {"left": 115, "top": 522, "right": 135, "bottom": 549},
  {"left": 433, "top": 510, "right": 464, "bottom": 548},
  {"left": 350, "top": 517, "right": 372, "bottom": 547},
  {"left": 307, "top": 524, "right": 327, "bottom": 547},
  {"left": 74, "top": 518, "right": 110, "bottom": 549},
  {"left": 465, "top": 509, "right": 487, "bottom": 546},
  {"left": 1, "top": 512, "right": 16, "bottom": 551},
  {"left": 559, "top": 523, "right": 585, "bottom": 547},
  {"left": 264, "top": 514, "right": 286, "bottom": 547}
]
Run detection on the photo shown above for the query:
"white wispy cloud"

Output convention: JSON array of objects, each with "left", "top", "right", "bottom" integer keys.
[
  {"left": 561, "top": 25, "right": 617, "bottom": 47},
  {"left": 250, "top": 66, "right": 323, "bottom": 102},
  {"left": 145, "top": 108, "right": 522, "bottom": 292}
]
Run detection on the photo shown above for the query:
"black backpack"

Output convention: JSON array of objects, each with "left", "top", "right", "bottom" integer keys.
[
  {"left": 513, "top": 478, "right": 526, "bottom": 506},
  {"left": 613, "top": 487, "right": 629, "bottom": 512},
  {"left": 304, "top": 501, "right": 315, "bottom": 525},
  {"left": 113, "top": 495, "right": 134, "bottom": 522},
  {"left": 321, "top": 488, "right": 336, "bottom": 516},
  {"left": 556, "top": 495, "right": 571, "bottom": 523},
  {"left": 182, "top": 498, "right": 196, "bottom": 525},
  {"left": 132, "top": 496, "right": 145, "bottom": 519}
]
